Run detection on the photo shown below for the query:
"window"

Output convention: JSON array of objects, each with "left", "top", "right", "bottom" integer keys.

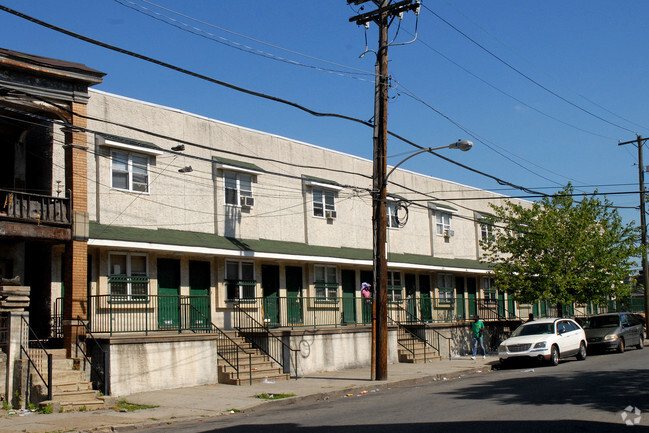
[
  {"left": 480, "top": 222, "right": 494, "bottom": 242},
  {"left": 313, "top": 189, "right": 336, "bottom": 218},
  {"left": 314, "top": 265, "right": 338, "bottom": 299},
  {"left": 435, "top": 212, "right": 451, "bottom": 236},
  {"left": 111, "top": 150, "right": 149, "bottom": 193},
  {"left": 224, "top": 172, "right": 253, "bottom": 206},
  {"left": 108, "top": 253, "right": 148, "bottom": 300},
  {"left": 388, "top": 271, "right": 402, "bottom": 302},
  {"left": 437, "top": 274, "right": 454, "bottom": 303},
  {"left": 387, "top": 201, "right": 399, "bottom": 229},
  {"left": 226, "top": 261, "right": 255, "bottom": 300},
  {"left": 482, "top": 277, "right": 497, "bottom": 302}
]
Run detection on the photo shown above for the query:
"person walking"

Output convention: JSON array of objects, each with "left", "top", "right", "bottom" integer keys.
[{"left": 471, "top": 314, "right": 486, "bottom": 360}]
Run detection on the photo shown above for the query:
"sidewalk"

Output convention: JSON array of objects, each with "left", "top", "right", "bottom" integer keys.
[{"left": 0, "top": 356, "right": 495, "bottom": 433}]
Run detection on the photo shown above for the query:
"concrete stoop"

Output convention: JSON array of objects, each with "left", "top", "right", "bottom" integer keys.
[
  {"left": 398, "top": 337, "right": 442, "bottom": 364},
  {"left": 217, "top": 336, "right": 290, "bottom": 385},
  {"left": 33, "top": 349, "right": 113, "bottom": 412}
]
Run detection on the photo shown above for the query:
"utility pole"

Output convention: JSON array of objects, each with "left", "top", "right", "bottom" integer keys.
[
  {"left": 619, "top": 135, "right": 649, "bottom": 324},
  {"left": 348, "top": 0, "right": 420, "bottom": 381}
]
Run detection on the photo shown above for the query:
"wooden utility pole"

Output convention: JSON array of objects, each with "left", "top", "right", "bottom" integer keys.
[
  {"left": 348, "top": 0, "right": 420, "bottom": 381},
  {"left": 619, "top": 135, "right": 649, "bottom": 324}
]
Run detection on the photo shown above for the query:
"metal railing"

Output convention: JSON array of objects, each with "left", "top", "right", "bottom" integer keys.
[
  {"left": 389, "top": 303, "right": 452, "bottom": 360},
  {"left": 0, "top": 188, "right": 70, "bottom": 226},
  {"left": 233, "top": 303, "right": 300, "bottom": 378},
  {"left": 74, "top": 317, "right": 110, "bottom": 396},
  {"left": 20, "top": 316, "right": 52, "bottom": 401}
]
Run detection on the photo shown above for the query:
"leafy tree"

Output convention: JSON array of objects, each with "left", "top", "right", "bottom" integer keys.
[{"left": 480, "top": 185, "right": 640, "bottom": 316}]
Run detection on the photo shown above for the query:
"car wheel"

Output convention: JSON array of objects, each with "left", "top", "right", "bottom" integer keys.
[
  {"left": 637, "top": 335, "right": 644, "bottom": 350},
  {"left": 617, "top": 338, "right": 625, "bottom": 353},
  {"left": 576, "top": 341, "right": 587, "bottom": 360},
  {"left": 499, "top": 358, "right": 508, "bottom": 369},
  {"left": 549, "top": 345, "right": 559, "bottom": 366}
]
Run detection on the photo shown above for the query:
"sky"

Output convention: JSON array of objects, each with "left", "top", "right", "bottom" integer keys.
[{"left": 2, "top": 1, "right": 649, "bottom": 231}]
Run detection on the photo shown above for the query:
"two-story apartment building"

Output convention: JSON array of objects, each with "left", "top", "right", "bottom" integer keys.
[{"left": 1, "top": 47, "right": 529, "bottom": 395}]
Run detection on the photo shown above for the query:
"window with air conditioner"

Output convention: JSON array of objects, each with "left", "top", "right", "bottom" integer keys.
[
  {"left": 224, "top": 172, "right": 253, "bottom": 207},
  {"left": 111, "top": 150, "right": 150, "bottom": 193},
  {"left": 436, "top": 212, "right": 451, "bottom": 236},
  {"left": 313, "top": 189, "right": 336, "bottom": 218}
]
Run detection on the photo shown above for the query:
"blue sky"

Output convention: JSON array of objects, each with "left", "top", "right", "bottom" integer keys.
[{"left": 2, "top": 1, "right": 649, "bottom": 229}]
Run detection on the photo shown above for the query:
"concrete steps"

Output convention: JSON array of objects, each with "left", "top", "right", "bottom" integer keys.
[
  {"left": 398, "top": 337, "right": 441, "bottom": 364},
  {"left": 34, "top": 349, "right": 112, "bottom": 412},
  {"left": 217, "top": 335, "right": 290, "bottom": 385}
]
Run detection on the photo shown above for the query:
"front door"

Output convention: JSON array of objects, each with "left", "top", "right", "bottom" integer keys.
[
  {"left": 405, "top": 273, "right": 417, "bottom": 322},
  {"left": 286, "top": 266, "right": 303, "bottom": 325},
  {"left": 341, "top": 269, "right": 356, "bottom": 324},
  {"left": 467, "top": 277, "right": 477, "bottom": 318},
  {"left": 262, "top": 265, "right": 280, "bottom": 327},
  {"left": 189, "top": 260, "right": 210, "bottom": 330},
  {"left": 419, "top": 274, "right": 432, "bottom": 322},
  {"left": 157, "top": 258, "right": 180, "bottom": 329},
  {"left": 456, "top": 277, "right": 466, "bottom": 321},
  {"left": 498, "top": 291, "right": 506, "bottom": 318}
]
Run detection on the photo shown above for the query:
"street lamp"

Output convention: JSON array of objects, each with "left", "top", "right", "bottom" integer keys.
[
  {"left": 384, "top": 140, "right": 473, "bottom": 184},
  {"left": 372, "top": 139, "right": 472, "bottom": 381}
]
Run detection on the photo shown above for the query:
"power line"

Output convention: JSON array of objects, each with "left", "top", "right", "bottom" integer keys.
[{"left": 421, "top": 3, "right": 637, "bottom": 134}]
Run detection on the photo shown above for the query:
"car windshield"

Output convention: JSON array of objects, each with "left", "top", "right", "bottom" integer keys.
[
  {"left": 511, "top": 323, "right": 554, "bottom": 337},
  {"left": 585, "top": 315, "right": 620, "bottom": 329}
]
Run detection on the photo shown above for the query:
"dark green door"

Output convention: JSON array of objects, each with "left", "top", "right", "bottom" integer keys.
[
  {"left": 467, "top": 277, "right": 477, "bottom": 319},
  {"left": 286, "top": 266, "right": 303, "bottom": 325},
  {"left": 158, "top": 258, "right": 180, "bottom": 329},
  {"left": 533, "top": 302, "right": 540, "bottom": 318},
  {"left": 189, "top": 260, "right": 210, "bottom": 330},
  {"left": 360, "top": 270, "right": 373, "bottom": 324},
  {"left": 342, "top": 269, "right": 356, "bottom": 324},
  {"left": 507, "top": 294, "right": 516, "bottom": 319},
  {"left": 262, "top": 265, "right": 280, "bottom": 327},
  {"left": 456, "top": 277, "right": 466, "bottom": 321},
  {"left": 419, "top": 274, "right": 432, "bottom": 322},
  {"left": 498, "top": 291, "right": 506, "bottom": 318},
  {"left": 405, "top": 273, "right": 417, "bottom": 322}
]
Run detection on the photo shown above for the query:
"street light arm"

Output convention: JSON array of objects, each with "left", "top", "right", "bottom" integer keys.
[{"left": 384, "top": 140, "right": 473, "bottom": 185}]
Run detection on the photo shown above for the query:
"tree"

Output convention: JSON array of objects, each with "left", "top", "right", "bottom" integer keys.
[{"left": 480, "top": 185, "right": 640, "bottom": 316}]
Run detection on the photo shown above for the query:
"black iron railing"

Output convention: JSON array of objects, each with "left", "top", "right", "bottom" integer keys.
[
  {"left": 20, "top": 316, "right": 52, "bottom": 401},
  {"left": 233, "top": 303, "right": 299, "bottom": 378},
  {"left": 75, "top": 317, "right": 110, "bottom": 396}
]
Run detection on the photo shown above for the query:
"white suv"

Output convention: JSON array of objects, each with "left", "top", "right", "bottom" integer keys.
[{"left": 498, "top": 318, "right": 587, "bottom": 366}]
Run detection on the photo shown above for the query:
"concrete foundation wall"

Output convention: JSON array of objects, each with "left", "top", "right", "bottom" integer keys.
[
  {"left": 108, "top": 338, "right": 219, "bottom": 396},
  {"left": 285, "top": 328, "right": 398, "bottom": 376}
]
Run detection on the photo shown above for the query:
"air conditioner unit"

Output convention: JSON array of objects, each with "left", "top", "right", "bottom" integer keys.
[
  {"left": 240, "top": 196, "right": 255, "bottom": 207},
  {"left": 444, "top": 229, "right": 455, "bottom": 238},
  {"left": 325, "top": 210, "right": 337, "bottom": 220}
]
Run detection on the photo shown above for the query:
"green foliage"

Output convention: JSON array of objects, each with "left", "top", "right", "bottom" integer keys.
[
  {"left": 115, "top": 400, "right": 159, "bottom": 412},
  {"left": 481, "top": 185, "right": 640, "bottom": 308},
  {"left": 2, "top": 399, "right": 11, "bottom": 410},
  {"left": 38, "top": 404, "right": 53, "bottom": 414},
  {"left": 255, "top": 393, "right": 295, "bottom": 400}
]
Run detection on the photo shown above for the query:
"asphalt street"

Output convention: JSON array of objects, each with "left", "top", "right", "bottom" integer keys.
[{"left": 144, "top": 348, "right": 649, "bottom": 433}]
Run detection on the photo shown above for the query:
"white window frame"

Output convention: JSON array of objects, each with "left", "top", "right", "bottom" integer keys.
[
  {"left": 110, "top": 150, "right": 150, "bottom": 193},
  {"left": 482, "top": 277, "right": 497, "bottom": 302},
  {"left": 225, "top": 260, "right": 256, "bottom": 300},
  {"left": 435, "top": 212, "right": 451, "bottom": 236},
  {"left": 387, "top": 201, "right": 400, "bottom": 229},
  {"left": 388, "top": 271, "right": 402, "bottom": 302},
  {"left": 108, "top": 252, "right": 149, "bottom": 300},
  {"left": 314, "top": 265, "right": 338, "bottom": 299},
  {"left": 224, "top": 171, "right": 253, "bottom": 207},
  {"left": 437, "top": 273, "right": 454, "bottom": 304},
  {"left": 312, "top": 188, "right": 336, "bottom": 218}
]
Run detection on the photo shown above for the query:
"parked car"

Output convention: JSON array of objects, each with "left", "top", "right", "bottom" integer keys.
[
  {"left": 498, "top": 318, "right": 587, "bottom": 366},
  {"left": 583, "top": 312, "right": 645, "bottom": 353}
]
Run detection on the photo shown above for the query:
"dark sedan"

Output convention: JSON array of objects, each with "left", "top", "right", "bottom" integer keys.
[{"left": 583, "top": 312, "right": 645, "bottom": 353}]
